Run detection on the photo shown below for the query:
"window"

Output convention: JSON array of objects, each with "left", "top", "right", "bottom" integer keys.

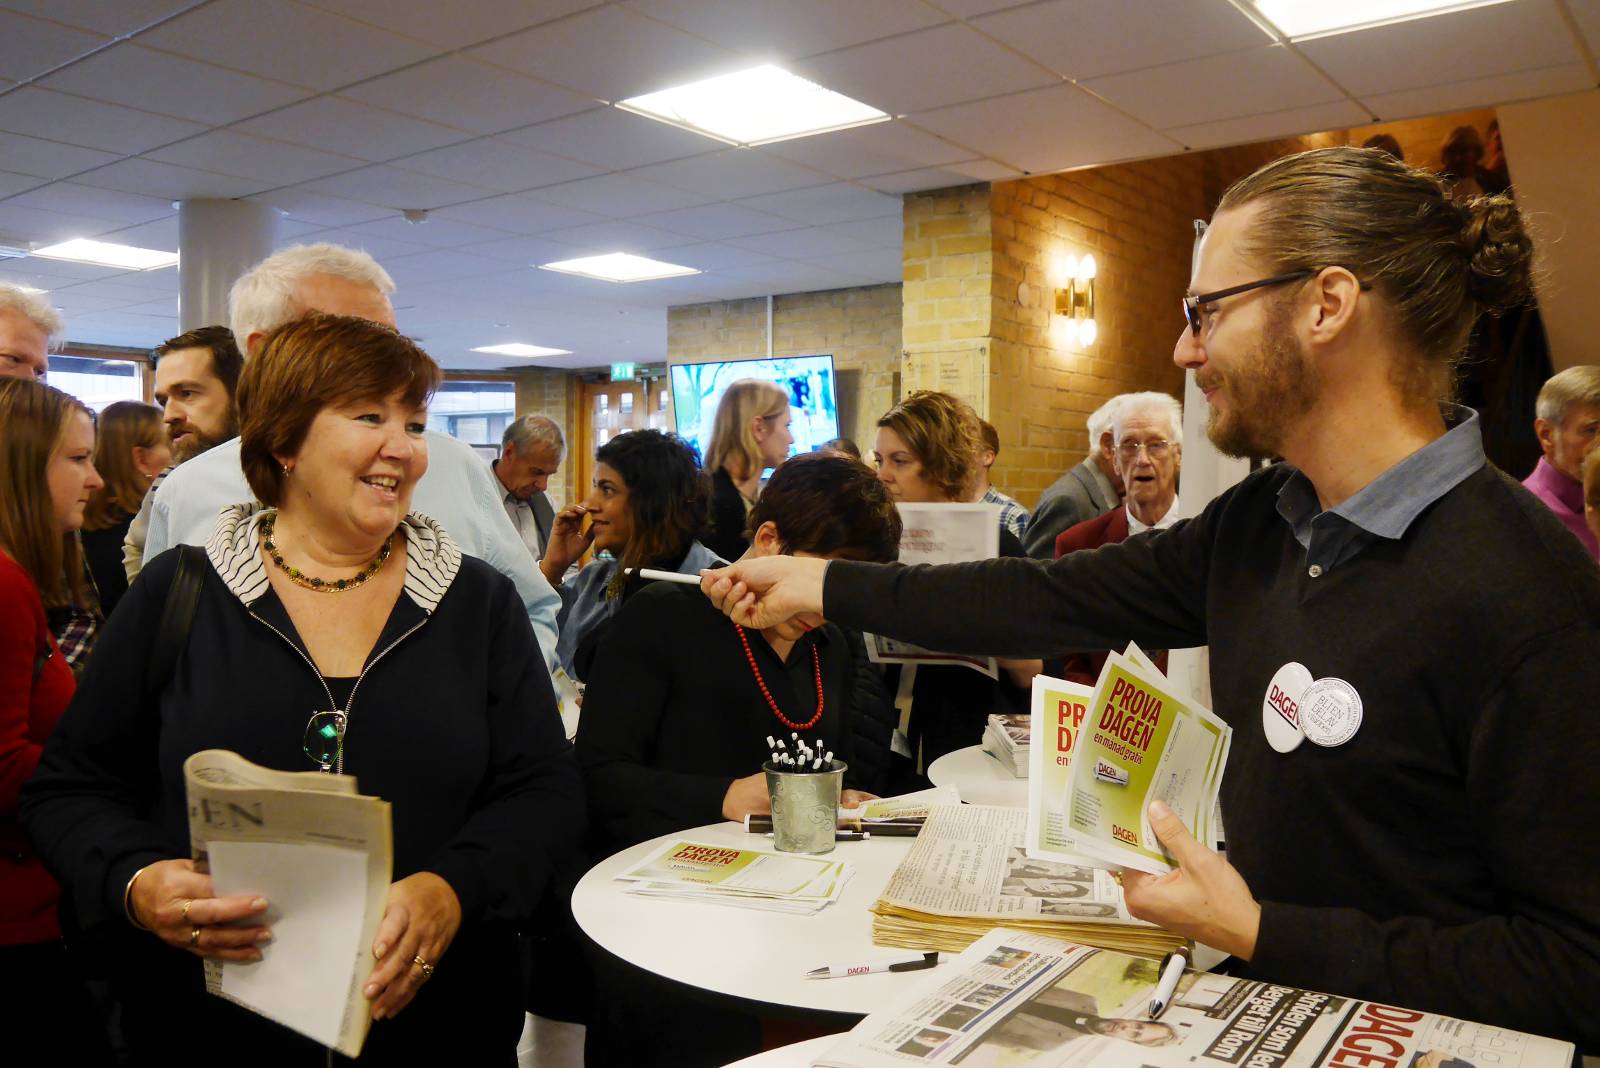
[
  {"left": 47, "top": 355, "right": 142, "bottom": 413},
  {"left": 427, "top": 380, "right": 515, "bottom": 449}
]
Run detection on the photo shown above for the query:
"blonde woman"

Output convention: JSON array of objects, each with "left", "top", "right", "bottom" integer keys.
[
  {"left": 82, "top": 400, "right": 168, "bottom": 615},
  {"left": 701, "top": 378, "right": 792, "bottom": 560}
]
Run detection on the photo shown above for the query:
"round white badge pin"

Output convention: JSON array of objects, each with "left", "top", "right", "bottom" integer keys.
[
  {"left": 1261, "top": 662, "right": 1312, "bottom": 753},
  {"left": 1298, "top": 677, "right": 1363, "bottom": 747}
]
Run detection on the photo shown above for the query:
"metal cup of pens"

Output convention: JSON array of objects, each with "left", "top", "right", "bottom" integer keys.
[{"left": 763, "top": 758, "right": 847, "bottom": 855}]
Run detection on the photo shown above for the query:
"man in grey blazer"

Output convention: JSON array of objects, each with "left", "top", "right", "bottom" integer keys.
[
  {"left": 1023, "top": 395, "right": 1127, "bottom": 558},
  {"left": 494, "top": 414, "right": 564, "bottom": 560}
]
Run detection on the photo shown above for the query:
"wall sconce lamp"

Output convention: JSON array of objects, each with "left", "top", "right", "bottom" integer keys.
[{"left": 1054, "top": 254, "right": 1097, "bottom": 346}]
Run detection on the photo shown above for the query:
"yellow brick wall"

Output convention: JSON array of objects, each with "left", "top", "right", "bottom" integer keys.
[
  {"left": 666, "top": 284, "right": 903, "bottom": 452},
  {"left": 511, "top": 367, "right": 579, "bottom": 505}
]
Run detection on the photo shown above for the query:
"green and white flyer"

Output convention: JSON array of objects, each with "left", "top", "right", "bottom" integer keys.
[{"left": 1024, "top": 673, "right": 1101, "bottom": 866}]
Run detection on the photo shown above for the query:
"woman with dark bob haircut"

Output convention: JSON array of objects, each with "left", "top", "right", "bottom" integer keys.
[
  {"left": 23, "top": 314, "right": 583, "bottom": 1066},
  {"left": 574, "top": 452, "right": 900, "bottom": 1066}
]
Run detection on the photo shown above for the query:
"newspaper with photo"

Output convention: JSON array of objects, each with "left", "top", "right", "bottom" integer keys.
[
  {"left": 870, "top": 804, "right": 1184, "bottom": 958},
  {"left": 812, "top": 927, "right": 1574, "bottom": 1068},
  {"left": 615, "top": 839, "right": 851, "bottom": 914},
  {"left": 184, "top": 750, "right": 392, "bottom": 1058},
  {"left": 864, "top": 502, "right": 1001, "bottom": 679}
]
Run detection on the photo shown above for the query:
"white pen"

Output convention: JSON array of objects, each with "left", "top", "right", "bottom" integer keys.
[
  {"left": 628, "top": 568, "right": 701, "bottom": 585},
  {"left": 1147, "top": 949, "right": 1188, "bottom": 1018},
  {"left": 805, "top": 952, "right": 939, "bottom": 979}
]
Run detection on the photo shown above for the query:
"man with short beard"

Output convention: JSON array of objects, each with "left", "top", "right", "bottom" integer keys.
[{"left": 702, "top": 148, "right": 1600, "bottom": 1048}]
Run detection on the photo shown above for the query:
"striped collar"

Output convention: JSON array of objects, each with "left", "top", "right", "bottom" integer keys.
[{"left": 205, "top": 503, "right": 461, "bottom": 614}]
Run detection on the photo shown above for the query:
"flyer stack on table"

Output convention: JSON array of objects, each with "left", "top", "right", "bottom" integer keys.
[
  {"left": 614, "top": 837, "right": 852, "bottom": 915},
  {"left": 981, "top": 713, "right": 1030, "bottom": 777}
]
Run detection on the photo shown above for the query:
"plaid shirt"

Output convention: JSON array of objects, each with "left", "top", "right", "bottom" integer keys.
[{"left": 982, "top": 486, "right": 1030, "bottom": 542}]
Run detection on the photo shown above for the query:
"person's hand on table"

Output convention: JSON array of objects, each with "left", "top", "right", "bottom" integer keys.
[
  {"left": 539, "top": 505, "right": 592, "bottom": 584},
  {"left": 1120, "top": 800, "right": 1260, "bottom": 960},
  {"left": 840, "top": 790, "right": 879, "bottom": 809},
  {"left": 701, "top": 557, "right": 829, "bottom": 630},
  {"left": 722, "top": 772, "right": 771, "bottom": 822},
  {"left": 364, "top": 872, "right": 462, "bottom": 1021},
  {"left": 128, "top": 859, "right": 272, "bottom": 961}
]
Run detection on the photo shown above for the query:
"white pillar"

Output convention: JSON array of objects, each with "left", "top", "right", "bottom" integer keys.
[{"left": 177, "top": 199, "right": 279, "bottom": 333}]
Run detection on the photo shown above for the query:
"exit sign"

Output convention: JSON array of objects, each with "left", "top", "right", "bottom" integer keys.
[{"left": 610, "top": 362, "right": 637, "bottom": 381}]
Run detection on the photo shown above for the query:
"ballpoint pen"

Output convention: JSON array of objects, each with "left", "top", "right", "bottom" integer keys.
[
  {"left": 806, "top": 952, "right": 940, "bottom": 979},
  {"left": 1148, "top": 949, "right": 1189, "bottom": 1018}
]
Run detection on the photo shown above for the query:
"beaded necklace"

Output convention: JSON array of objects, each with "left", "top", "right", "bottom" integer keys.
[
  {"left": 733, "top": 619, "right": 824, "bottom": 731},
  {"left": 261, "top": 513, "right": 393, "bottom": 593}
]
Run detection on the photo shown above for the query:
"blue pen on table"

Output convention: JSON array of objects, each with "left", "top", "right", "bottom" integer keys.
[
  {"left": 1147, "top": 949, "right": 1189, "bottom": 1018},
  {"left": 806, "top": 952, "right": 940, "bottom": 979}
]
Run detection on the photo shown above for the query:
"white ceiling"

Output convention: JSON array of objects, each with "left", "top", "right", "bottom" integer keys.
[{"left": 0, "top": 0, "right": 1594, "bottom": 370}]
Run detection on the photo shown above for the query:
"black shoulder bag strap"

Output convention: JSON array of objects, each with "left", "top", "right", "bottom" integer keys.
[{"left": 150, "top": 544, "right": 207, "bottom": 695}]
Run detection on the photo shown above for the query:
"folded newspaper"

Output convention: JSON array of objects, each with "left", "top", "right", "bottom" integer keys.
[
  {"left": 982, "top": 714, "right": 1030, "bottom": 777},
  {"left": 615, "top": 839, "right": 852, "bottom": 915},
  {"left": 870, "top": 804, "right": 1185, "bottom": 958},
  {"left": 864, "top": 502, "right": 1001, "bottom": 679},
  {"left": 811, "top": 927, "right": 1574, "bottom": 1068},
  {"left": 1028, "top": 645, "right": 1231, "bottom": 875},
  {"left": 184, "top": 750, "right": 392, "bottom": 1058}
]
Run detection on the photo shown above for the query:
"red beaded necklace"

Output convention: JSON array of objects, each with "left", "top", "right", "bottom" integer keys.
[{"left": 733, "top": 620, "right": 824, "bottom": 731}]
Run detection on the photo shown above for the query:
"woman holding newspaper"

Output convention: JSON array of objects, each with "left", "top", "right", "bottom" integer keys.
[{"left": 23, "top": 316, "right": 583, "bottom": 1065}]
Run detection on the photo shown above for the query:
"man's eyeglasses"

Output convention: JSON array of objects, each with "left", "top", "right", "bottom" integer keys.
[
  {"left": 304, "top": 710, "right": 346, "bottom": 772},
  {"left": 1116, "top": 440, "right": 1174, "bottom": 462},
  {"left": 1182, "top": 269, "right": 1316, "bottom": 336}
]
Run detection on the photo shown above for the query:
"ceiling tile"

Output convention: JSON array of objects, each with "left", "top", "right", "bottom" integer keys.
[
  {"left": 632, "top": 202, "right": 794, "bottom": 241},
  {"left": 801, "top": 247, "right": 903, "bottom": 281},
  {"left": 540, "top": 218, "right": 687, "bottom": 253},
  {"left": 1, "top": 257, "right": 133, "bottom": 285},
  {"left": 1297, "top": 0, "right": 1581, "bottom": 98},
  {"left": 625, "top": 0, "right": 949, "bottom": 61},
  {"left": 793, "top": 22, "right": 1057, "bottom": 115},
  {"left": 379, "top": 250, "right": 507, "bottom": 290},
  {"left": 339, "top": 55, "right": 596, "bottom": 135},
  {"left": 911, "top": 83, "right": 1181, "bottom": 174},
  {"left": 632, "top": 149, "right": 831, "bottom": 200},
  {"left": 390, "top": 138, "right": 601, "bottom": 194},
  {"left": 1360, "top": 63, "right": 1593, "bottom": 124},
  {"left": 0, "top": 87, "right": 206, "bottom": 154},
  {"left": 246, "top": 187, "right": 392, "bottom": 227},
  {"left": 299, "top": 0, "right": 605, "bottom": 51},
  {"left": 1083, "top": 45, "right": 1342, "bottom": 131},
  {"left": 1571, "top": 1, "right": 1600, "bottom": 55},
  {"left": 530, "top": 172, "right": 714, "bottom": 216},
  {"left": 431, "top": 193, "right": 606, "bottom": 234},
  {"left": 298, "top": 225, "right": 432, "bottom": 261},
  {"left": 339, "top": 214, "right": 515, "bottom": 250},
  {"left": 94, "top": 216, "right": 180, "bottom": 248},
  {"left": 0, "top": 168, "right": 45, "bottom": 198},
  {"left": 859, "top": 162, "right": 1017, "bottom": 194},
  {"left": 9, "top": 181, "right": 175, "bottom": 224},
  {"left": 468, "top": 5, "right": 741, "bottom": 101},
  {"left": 820, "top": 214, "right": 903, "bottom": 247},
  {"left": 457, "top": 234, "right": 587, "bottom": 265},
  {"left": 236, "top": 97, "right": 470, "bottom": 163},
  {"left": 1165, "top": 99, "right": 1373, "bottom": 151},
  {"left": 736, "top": 182, "right": 902, "bottom": 226},
  {"left": 0, "top": 134, "right": 120, "bottom": 180},
  {"left": 0, "top": 11, "right": 107, "bottom": 82},
  {"left": 146, "top": 129, "right": 367, "bottom": 186},
  {"left": 301, "top": 164, "right": 494, "bottom": 209},
  {"left": 41, "top": 44, "right": 310, "bottom": 125},
  {"left": 72, "top": 157, "right": 272, "bottom": 199},
  {"left": 138, "top": 0, "right": 439, "bottom": 92},
  {"left": 0, "top": 202, "right": 137, "bottom": 244},
  {"left": 0, "top": 1, "right": 198, "bottom": 36},
  {"left": 499, "top": 106, "right": 718, "bottom": 170},
  {"left": 649, "top": 241, "right": 780, "bottom": 271},
  {"left": 47, "top": 288, "right": 157, "bottom": 314},
  {"left": 718, "top": 259, "right": 872, "bottom": 296},
  {"left": 973, "top": 0, "right": 1270, "bottom": 80},
  {"left": 760, "top": 120, "right": 973, "bottom": 178},
  {"left": 725, "top": 226, "right": 874, "bottom": 260}
]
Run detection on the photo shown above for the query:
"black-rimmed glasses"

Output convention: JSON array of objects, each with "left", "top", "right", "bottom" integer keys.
[
  {"left": 1182, "top": 270, "right": 1316, "bottom": 336},
  {"left": 304, "top": 710, "right": 346, "bottom": 772}
]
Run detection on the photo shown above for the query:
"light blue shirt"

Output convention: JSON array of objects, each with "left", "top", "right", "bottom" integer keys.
[{"left": 144, "top": 431, "right": 562, "bottom": 673}]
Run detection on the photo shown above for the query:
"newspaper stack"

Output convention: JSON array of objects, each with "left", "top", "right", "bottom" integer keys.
[
  {"left": 813, "top": 927, "right": 1574, "bottom": 1068},
  {"left": 614, "top": 839, "right": 852, "bottom": 915},
  {"left": 981, "top": 714, "right": 1030, "bottom": 777},
  {"left": 869, "top": 804, "right": 1185, "bottom": 958}
]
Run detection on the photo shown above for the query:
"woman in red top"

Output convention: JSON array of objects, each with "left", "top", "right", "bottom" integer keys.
[{"left": 0, "top": 377, "right": 108, "bottom": 1058}]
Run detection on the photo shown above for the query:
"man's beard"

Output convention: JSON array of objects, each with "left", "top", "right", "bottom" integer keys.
[
  {"left": 169, "top": 418, "right": 235, "bottom": 463},
  {"left": 1201, "top": 301, "right": 1320, "bottom": 459}
]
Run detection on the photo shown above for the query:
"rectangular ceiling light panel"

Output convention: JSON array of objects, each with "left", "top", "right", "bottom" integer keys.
[
  {"left": 619, "top": 65, "right": 888, "bottom": 146},
  {"left": 471, "top": 343, "right": 572, "bottom": 357},
  {"left": 538, "top": 252, "right": 700, "bottom": 283},
  {"left": 31, "top": 238, "right": 180, "bottom": 271},
  {"left": 1251, "top": 0, "right": 1515, "bottom": 39}
]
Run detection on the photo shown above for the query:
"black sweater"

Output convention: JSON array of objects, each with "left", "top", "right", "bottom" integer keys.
[
  {"left": 825, "top": 463, "right": 1600, "bottom": 1048},
  {"left": 704, "top": 466, "right": 752, "bottom": 563},
  {"left": 576, "top": 580, "right": 878, "bottom": 854}
]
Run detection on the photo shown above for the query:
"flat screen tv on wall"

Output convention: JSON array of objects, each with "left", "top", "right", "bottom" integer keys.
[{"left": 669, "top": 355, "right": 840, "bottom": 469}]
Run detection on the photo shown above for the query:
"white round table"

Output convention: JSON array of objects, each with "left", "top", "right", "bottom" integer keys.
[
  {"left": 720, "top": 1036, "right": 839, "bottom": 1067},
  {"left": 926, "top": 745, "right": 1027, "bottom": 807},
  {"left": 573, "top": 821, "right": 942, "bottom": 1015}
]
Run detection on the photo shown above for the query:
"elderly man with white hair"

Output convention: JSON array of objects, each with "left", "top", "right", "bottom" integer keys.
[
  {"left": 1023, "top": 395, "right": 1126, "bottom": 558},
  {"left": 142, "top": 243, "right": 562, "bottom": 671},
  {"left": 0, "top": 285, "right": 61, "bottom": 381}
]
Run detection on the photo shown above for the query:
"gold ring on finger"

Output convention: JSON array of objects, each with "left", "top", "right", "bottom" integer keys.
[
  {"left": 412, "top": 955, "right": 434, "bottom": 980},
  {"left": 181, "top": 899, "right": 194, "bottom": 921},
  {"left": 190, "top": 926, "right": 201, "bottom": 948}
]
